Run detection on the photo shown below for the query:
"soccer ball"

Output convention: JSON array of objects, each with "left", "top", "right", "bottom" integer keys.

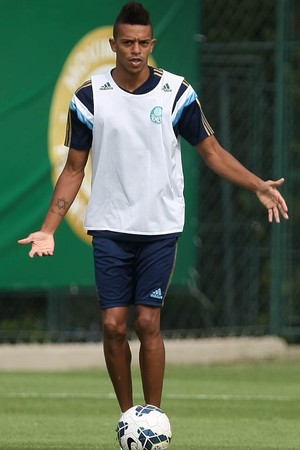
[{"left": 117, "top": 404, "right": 172, "bottom": 450}]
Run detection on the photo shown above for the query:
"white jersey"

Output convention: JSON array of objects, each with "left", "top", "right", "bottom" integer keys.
[{"left": 84, "top": 69, "right": 197, "bottom": 235}]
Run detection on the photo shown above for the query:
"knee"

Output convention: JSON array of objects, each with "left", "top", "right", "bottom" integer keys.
[
  {"left": 102, "top": 316, "right": 127, "bottom": 342},
  {"left": 134, "top": 311, "right": 160, "bottom": 340}
]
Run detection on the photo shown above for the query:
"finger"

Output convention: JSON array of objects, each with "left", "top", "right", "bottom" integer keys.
[
  {"left": 268, "top": 207, "right": 280, "bottom": 223},
  {"left": 29, "top": 246, "right": 48, "bottom": 258},
  {"left": 273, "top": 206, "right": 280, "bottom": 223},
  {"left": 18, "top": 237, "right": 32, "bottom": 245},
  {"left": 34, "top": 250, "right": 46, "bottom": 258},
  {"left": 277, "top": 196, "right": 288, "bottom": 213},
  {"left": 32, "top": 250, "right": 52, "bottom": 258},
  {"left": 278, "top": 204, "right": 289, "bottom": 220},
  {"left": 271, "top": 177, "right": 285, "bottom": 187},
  {"left": 268, "top": 209, "right": 273, "bottom": 223},
  {"left": 29, "top": 248, "right": 37, "bottom": 258}
]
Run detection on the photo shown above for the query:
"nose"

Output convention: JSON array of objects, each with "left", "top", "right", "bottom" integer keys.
[{"left": 132, "top": 41, "right": 141, "bottom": 54}]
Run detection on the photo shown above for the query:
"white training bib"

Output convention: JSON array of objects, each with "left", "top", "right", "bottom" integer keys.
[{"left": 85, "top": 69, "right": 185, "bottom": 235}]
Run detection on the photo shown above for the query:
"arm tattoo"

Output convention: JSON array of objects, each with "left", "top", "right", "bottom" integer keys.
[
  {"left": 55, "top": 197, "right": 68, "bottom": 210},
  {"left": 50, "top": 197, "right": 69, "bottom": 217}
]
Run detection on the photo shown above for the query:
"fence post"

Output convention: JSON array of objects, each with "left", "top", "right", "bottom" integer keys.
[{"left": 270, "top": 0, "right": 288, "bottom": 335}]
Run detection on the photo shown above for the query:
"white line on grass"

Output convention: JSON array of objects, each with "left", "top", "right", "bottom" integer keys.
[{"left": 1, "top": 392, "right": 299, "bottom": 402}]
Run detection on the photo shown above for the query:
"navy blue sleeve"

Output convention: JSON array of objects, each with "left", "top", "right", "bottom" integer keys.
[
  {"left": 64, "top": 109, "right": 92, "bottom": 150},
  {"left": 172, "top": 81, "right": 214, "bottom": 146},
  {"left": 64, "top": 81, "right": 93, "bottom": 150},
  {"left": 178, "top": 99, "right": 214, "bottom": 146}
]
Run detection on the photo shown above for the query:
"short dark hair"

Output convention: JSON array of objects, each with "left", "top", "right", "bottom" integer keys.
[{"left": 113, "top": 2, "right": 153, "bottom": 38}]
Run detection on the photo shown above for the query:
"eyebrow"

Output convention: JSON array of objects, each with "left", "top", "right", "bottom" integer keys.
[{"left": 120, "top": 38, "right": 152, "bottom": 41}]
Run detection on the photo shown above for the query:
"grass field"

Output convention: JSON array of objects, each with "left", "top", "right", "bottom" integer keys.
[{"left": 0, "top": 361, "right": 299, "bottom": 450}]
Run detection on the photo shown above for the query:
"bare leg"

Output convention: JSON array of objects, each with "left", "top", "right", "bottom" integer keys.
[
  {"left": 135, "top": 305, "right": 165, "bottom": 407},
  {"left": 102, "top": 307, "right": 133, "bottom": 412}
]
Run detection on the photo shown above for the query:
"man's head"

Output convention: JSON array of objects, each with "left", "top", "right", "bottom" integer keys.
[
  {"left": 113, "top": 2, "right": 153, "bottom": 38},
  {"left": 109, "top": 2, "right": 156, "bottom": 79}
]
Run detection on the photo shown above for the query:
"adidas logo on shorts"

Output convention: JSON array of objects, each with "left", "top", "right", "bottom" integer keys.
[{"left": 150, "top": 288, "right": 163, "bottom": 300}]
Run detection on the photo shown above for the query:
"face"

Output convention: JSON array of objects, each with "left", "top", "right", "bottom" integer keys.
[{"left": 109, "top": 24, "right": 156, "bottom": 75}]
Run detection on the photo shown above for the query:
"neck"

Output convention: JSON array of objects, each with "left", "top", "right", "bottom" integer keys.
[{"left": 111, "top": 66, "right": 150, "bottom": 92}]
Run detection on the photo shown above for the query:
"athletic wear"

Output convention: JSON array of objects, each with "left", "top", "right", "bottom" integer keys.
[
  {"left": 92, "top": 236, "right": 178, "bottom": 309},
  {"left": 65, "top": 67, "right": 213, "bottom": 151},
  {"left": 65, "top": 67, "right": 214, "bottom": 238},
  {"left": 65, "top": 66, "right": 213, "bottom": 308}
]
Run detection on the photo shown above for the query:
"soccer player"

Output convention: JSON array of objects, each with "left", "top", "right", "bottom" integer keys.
[{"left": 18, "top": 2, "right": 288, "bottom": 415}]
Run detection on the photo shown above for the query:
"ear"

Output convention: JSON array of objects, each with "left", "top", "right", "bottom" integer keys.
[
  {"left": 150, "top": 38, "right": 157, "bottom": 53},
  {"left": 109, "top": 38, "right": 116, "bottom": 53}
]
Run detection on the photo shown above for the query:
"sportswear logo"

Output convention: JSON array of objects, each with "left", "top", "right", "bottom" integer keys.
[
  {"left": 150, "top": 288, "right": 163, "bottom": 300},
  {"left": 162, "top": 83, "right": 172, "bottom": 92},
  {"left": 150, "top": 106, "right": 163, "bottom": 124},
  {"left": 99, "top": 82, "right": 113, "bottom": 90}
]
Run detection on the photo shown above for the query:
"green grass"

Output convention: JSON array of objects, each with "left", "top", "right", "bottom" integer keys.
[{"left": 0, "top": 361, "right": 300, "bottom": 449}]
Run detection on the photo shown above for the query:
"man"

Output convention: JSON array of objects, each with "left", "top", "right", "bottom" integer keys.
[{"left": 18, "top": 2, "right": 288, "bottom": 415}]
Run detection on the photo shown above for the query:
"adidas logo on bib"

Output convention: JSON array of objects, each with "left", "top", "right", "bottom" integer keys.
[
  {"left": 99, "top": 82, "right": 113, "bottom": 90},
  {"left": 150, "top": 288, "right": 163, "bottom": 300},
  {"left": 162, "top": 83, "right": 172, "bottom": 92}
]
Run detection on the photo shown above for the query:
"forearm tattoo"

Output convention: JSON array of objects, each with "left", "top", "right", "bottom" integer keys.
[{"left": 51, "top": 197, "right": 69, "bottom": 217}]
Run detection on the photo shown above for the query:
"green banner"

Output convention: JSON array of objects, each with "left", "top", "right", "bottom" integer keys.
[{"left": 1, "top": 0, "right": 200, "bottom": 289}]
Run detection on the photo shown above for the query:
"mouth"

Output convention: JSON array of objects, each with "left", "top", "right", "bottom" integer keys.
[{"left": 129, "top": 58, "right": 143, "bottom": 67}]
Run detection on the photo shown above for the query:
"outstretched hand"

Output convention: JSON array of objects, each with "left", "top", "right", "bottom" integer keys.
[
  {"left": 18, "top": 232, "right": 55, "bottom": 258},
  {"left": 256, "top": 178, "right": 289, "bottom": 223}
]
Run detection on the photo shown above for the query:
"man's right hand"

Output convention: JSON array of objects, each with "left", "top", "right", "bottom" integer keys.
[{"left": 18, "top": 232, "right": 55, "bottom": 258}]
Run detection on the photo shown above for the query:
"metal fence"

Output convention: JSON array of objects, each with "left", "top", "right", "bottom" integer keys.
[{"left": 194, "top": 0, "right": 300, "bottom": 339}]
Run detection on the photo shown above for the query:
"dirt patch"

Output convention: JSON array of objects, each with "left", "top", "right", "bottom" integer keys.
[{"left": 1, "top": 336, "right": 299, "bottom": 371}]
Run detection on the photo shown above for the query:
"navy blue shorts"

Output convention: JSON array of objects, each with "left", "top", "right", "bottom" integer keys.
[{"left": 92, "top": 236, "right": 178, "bottom": 309}]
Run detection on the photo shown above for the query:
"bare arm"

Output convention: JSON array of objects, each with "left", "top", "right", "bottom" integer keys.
[
  {"left": 196, "top": 135, "right": 289, "bottom": 222},
  {"left": 18, "top": 148, "right": 89, "bottom": 257}
]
